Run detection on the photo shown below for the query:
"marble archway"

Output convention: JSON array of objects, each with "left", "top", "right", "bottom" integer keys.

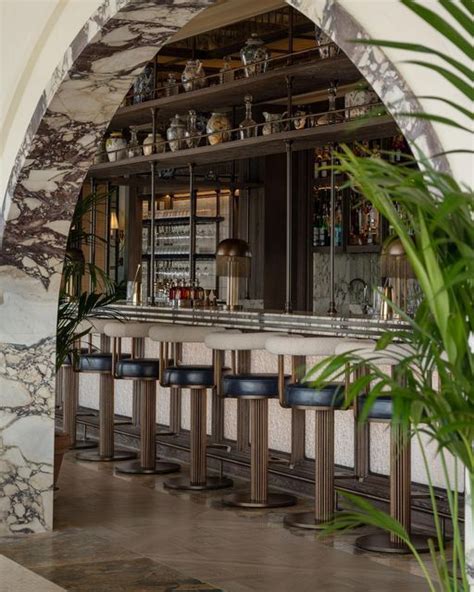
[{"left": 0, "top": 0, "right": 445, "bottom": 535}]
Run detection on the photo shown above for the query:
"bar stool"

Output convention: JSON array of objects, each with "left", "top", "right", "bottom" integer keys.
[
  {"left": 348, "top": 343, "right": 432, "bottom": 554},
  {"left": 76, "top": 318, "right": 136, "bottom": 463},
  {"left": 60, "top": 342, "right": 97, "bottom": 450},
  {"left": 266, "top": 335, "right": 347, "bottom": 527},
  {"left": 334, "top": 339, "right": 376, "bottom": 481},
  {"left": 149, "top": 324, "right": 234, "bottom": 491},
  {"left": 104, "top": 321, "right": 180, "bottom": 475},
  {"left": 206, "top": 331, "right": 297, "bottom": 509}
]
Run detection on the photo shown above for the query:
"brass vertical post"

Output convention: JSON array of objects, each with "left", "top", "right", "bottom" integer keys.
[
  {"left": 390, "top": 421, "right": 411, "bottom": 545},
  {"left": 190, "top": 388, "right": 207, "bottom": 486},
  {"left": 169, "top": 342, "right": 182, "bottom": 434},
  {"left": 250, "top": 398, "right": 268, "bottom": 503},
  {"left": 290, "top": 355, "right": 306, "bottom": 464},
  {"left": 314, "top": 409, "right": 335, "bottom": 523},
  {"left": 236, "top": 350, "right": 250, "bottom": 451},
  {"left": 141, "top": 381, "right": 157, "bottom": 470},
  {"left": 132, "top": 336, "right": 145, "bottom": 427}
]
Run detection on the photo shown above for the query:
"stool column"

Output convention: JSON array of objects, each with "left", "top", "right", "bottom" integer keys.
[
  {"left": 390, "top": 422, "right": 411, "bottom": 545},
  {"left": 190, "top": 389, "right": 207, "bottom": 486},
  {"left": 99, "top": 373, "right": 114, "bottom": 459},
  {"left": 169, "top": 343, "right": 182, "bottom": 434},
  {"left": 141, "top": 381, "right": 157, "bottom": 470},
  {"left": 314, "top": 409, "right": 335, "bottom": 524},
  {"left": 353, "top": 365, "right": 370, "bottom": 480},
  {"left": 236, "top": 351, "right": 250, "bottom": 452},
  {"left": 250, "top": 398, "right": 268, "bottom": 503},
  {"left": 132, "top": 337, "right": 145, "bottom": 427}
]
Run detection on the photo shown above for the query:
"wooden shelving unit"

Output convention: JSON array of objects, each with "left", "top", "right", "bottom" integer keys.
[{"left": 89, "top": 115, "right": 397, "bottom": 179}]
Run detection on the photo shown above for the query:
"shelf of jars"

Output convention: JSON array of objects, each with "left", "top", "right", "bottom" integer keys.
[
  {"left": 88, "top": 111, "right": 398, "bottom": 179},
  {"left": 110, "top": 46, "right": 361, "bottom": 128}
]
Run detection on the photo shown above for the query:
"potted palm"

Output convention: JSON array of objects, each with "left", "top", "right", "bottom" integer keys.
[{"left": 306, "top": 2, "right": 472, "bottom": 590}]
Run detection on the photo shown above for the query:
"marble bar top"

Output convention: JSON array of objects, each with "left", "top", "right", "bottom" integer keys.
[{"left": 95, "top": 303, "right": 409, "bottom": 339}]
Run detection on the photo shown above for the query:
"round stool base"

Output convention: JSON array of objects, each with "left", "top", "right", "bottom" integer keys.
[
  {"left": 70, "top": 439, "right": 97, "bottom": 451},
  {"left": 164, "top": 475, "right": 233, "bottom": 491},
  {"left": 223, "top": 492, "right": 296, "bottom": 509},
  {"left": 76, "top": 450, "right": 136, "bottom": 463},
  {"left": 356, "top": 532, "right": 432, "bottom": 554},
  {"left": 116, "top": 460, "right": 180, "bottom": 475},
  {"left": 284, "top": 511, "right": 332, "bottom": 530}
]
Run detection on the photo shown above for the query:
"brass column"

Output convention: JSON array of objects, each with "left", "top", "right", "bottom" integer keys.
[
  {"left": 390, "top": 422, "right": 411, "bottom": 546},
  {"left": 353, "top": 365, "right": 370, "bottom": 480},
  {"left": 250, "top": 398, "right": 268, "bottom": 503},
  {"left": 290, "top": 355, "right": 306, "bottom": 465},
  {"left": 190, "top": 389, "right": 207, "bottom": 485},
  {"left": 62, "top": 364, "right": 96, "bottom": 450},
  {"left": 314, "top": 409, "right": 335, "bottom": 524},
  {"left": 236, "top": 350, "right": 250, "bottom": 451},
  {"left": 141, "top": 381, "right": 157, "bottom": 470},
  {"left": 131, "top": 336, "right": 145, "bottom": 427}
]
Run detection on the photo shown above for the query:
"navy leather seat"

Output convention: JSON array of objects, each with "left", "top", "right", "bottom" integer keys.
[
  {"left": 285, "top": 382, "right": 344, "bottom": 408},
  {"left": 77, "top": 352, "right": 130, "bottom": 373},
  {"left": 116, "top": 358, "right": 160, "bottom": 380},
  {"left": 64, "top": 348, "right": 89, "bottom": 366},
  {"left": 223, "top": 374, "right": 289, "bottom": 398},
  {"left": 163, "top": 365, "right": 225, "bottom": 388},
  {"left": 360, "top": 395, "right": 393, "bottom": 420}
]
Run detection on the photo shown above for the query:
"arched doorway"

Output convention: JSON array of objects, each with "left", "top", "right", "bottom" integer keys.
[{"left": 0, "top": 0, "right": 444, "bottom": 535}]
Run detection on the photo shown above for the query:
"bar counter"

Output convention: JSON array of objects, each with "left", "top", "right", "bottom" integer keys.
[{"left": 97, "top": 303, "right": 408, "bottom": 339}]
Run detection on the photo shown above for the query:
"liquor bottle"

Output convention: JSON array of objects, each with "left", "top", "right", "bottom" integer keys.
[{"left": 239, "top": 94, "right": 258, "bottom": 139}]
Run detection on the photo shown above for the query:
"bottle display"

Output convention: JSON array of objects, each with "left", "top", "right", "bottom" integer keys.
[
  {"left": 185, "top": 110, "right": 201, "bottom": 148},
  {"left": 239, "top": 95, "right": 258, "bottom": 139}
]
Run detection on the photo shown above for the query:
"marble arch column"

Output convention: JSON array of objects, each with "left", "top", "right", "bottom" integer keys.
[{"left": 0, "top": 0, "right": 445, "bottom": 535}]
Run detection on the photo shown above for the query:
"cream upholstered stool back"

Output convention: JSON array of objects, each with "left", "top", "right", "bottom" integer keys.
[
  {"left": 265, "top": 335, "right": 347, "bottom": 528},
  {"left": 75, "top": 318, "right": 136, "bottom": 463},
  {"left": 205, "top": 331, "right": 297, "bottom": 509},
  {"left": 333, "top": 341, "right": 431, "bottom": 554},
  {"left": 102, "top": 321, "right": 180, "bottom": 476},
  {"left": 148, "top": 324, "right": 234, "bottom": 491}
]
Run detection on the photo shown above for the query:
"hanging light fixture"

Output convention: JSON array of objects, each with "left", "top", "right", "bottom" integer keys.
[
  {"left": 216, "top": 238, "right": 252, "bottom": 310},
  {"left": 110, "top": 210, "right": 120, "bottom": 232},
  {"left": 380, "top": 237, "right": 416, "bottom": 317}
]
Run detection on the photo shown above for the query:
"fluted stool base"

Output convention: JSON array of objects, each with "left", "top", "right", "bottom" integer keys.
[
  {"left": 76, "top": 450, "right": 136, "bottom": 463},
  {"left": 71, "top": 439, "right": 97, "bottom": 451},
  {"left": 356, "top": 532, "right": 432, "bottom": 554},
  {"left": 284, "top": 510, "right": 333, "bottom": 529},
  {"left": 164, "top": 475, "right": 233, "bottom": 491},
  {"left": 116, "top": 460, "right": 180, "bottom": 475},
  {"left": 223, "top": 492, "right": 296, "bottom": 509}
]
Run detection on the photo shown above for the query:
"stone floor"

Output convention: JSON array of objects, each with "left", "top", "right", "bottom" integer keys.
[{"left": 0, "top": 452, "right": 433, "bottom": 591}]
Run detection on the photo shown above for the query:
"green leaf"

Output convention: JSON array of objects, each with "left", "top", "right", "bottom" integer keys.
[
  {"left": 402, "top": 0, "right": 473, "bottom": 58},
  {"left": 439, "top": 0, "right": 474, "bottom": 36},
  {"left": 403, "top": 60, "right": 474, "bottom": 100}
]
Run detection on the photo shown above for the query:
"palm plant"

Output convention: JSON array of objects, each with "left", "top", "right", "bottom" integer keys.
[
  {"left": 305, "top": 1, "right": 472, "bottom": 590},
  {"left": 56, "top": 189, "right": 122, "bottom": 370}
]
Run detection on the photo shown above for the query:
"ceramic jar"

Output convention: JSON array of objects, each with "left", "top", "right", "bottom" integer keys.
[
  {"left": 344, "top": 89, "right": 379, "bottom": 119},
  {"left": 185, "top": 110, "right": 201, "bottom": 148},
  {"left": 128, "top": 128, "right": 142, "bottom": 158},
  {"left": 240, "top": 34, "right": 270, "bottom": 77},
  {"left": 166, "top": 115, "right": 187, "bottom": 151},
  {"left": 181, "top": 59, "right": 206, "bottom": 92},
  {"left": 164, "top": 73, "right": 179, "bottom": 97},
  {"left": 94, "top": 138, "right": 107, "bottom": 164},
  {"left": 219, "top": 55, "right": 234, "bottom": 84},
  {"left": 293, "top": 108, "right": 307, "bottom": 130},
  {"left": 315, "top": 29, "right": 340, "bottom": 59},
  {"left": 262, "top": 112, "right": 281, "bottom": 135},
  {"left": 133, "top": 64, "right": 154, "bottom": 104},
  {"left": 106, "top": 132, "right": 127, "bottom": 162},
  {"left": 143, "top": 132, "right": 166, "bottom": 156},
  {"left": 206, "top": 112, "right": 232, "bottom": 145}
]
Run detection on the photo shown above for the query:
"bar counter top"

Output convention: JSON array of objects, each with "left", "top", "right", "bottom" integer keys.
[{"left": 97, "top": 303, "right": 408, "bottom": 339}]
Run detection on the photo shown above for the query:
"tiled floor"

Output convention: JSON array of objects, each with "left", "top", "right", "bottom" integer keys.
[{"left": 0, "top": 453, "right": 432, "bottom": 591}]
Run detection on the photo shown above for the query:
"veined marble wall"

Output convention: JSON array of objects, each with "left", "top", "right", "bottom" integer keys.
[
  {"left": 0, "top": 0, "right": 215, "bottom": 535},
  {"left": 0, "top": 0, "right": 449, "bottom": 537}
]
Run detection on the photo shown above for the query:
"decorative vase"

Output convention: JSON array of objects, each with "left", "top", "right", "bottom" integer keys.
[
  {"left": 293, "top": 107, "right": 307, "bottom": 130},
  {"left": 181, "top": 59, "right": 206, "bottom": 92},
  {"left": 344, "top": 88, "right": 379, "bottom": 119},
  {"left": 206, "top": 112, "right": 232, "bottom": 145},
  {"left": 94, "top": 138, "right": 107, "bottom": 164},
  {"left": 143, "top": 132, "right": 165, "bottom": 156},
  {"left": 185, "top": 110, "right": 201, "bottom": 148},
  {"left": 315, "top": 28, "right": 340, "bottom": 59},
  {"left": 262, "top": 112, "right": 282, "bottom": 135},
  {"left": 166, "top": 115, "right": 187, "bottom": 151},
  {"left": 164, "top": 72, "right": 179, "bottom": 97},
  {"left": 219, "top": 55, "right": 234, "bottom": 84},
  {"left": 133, "top": 64, "right": 154, "bottom": 103},
  {"left": 240, "top": 34, "right": 270, "bottom": 77},
  {"left": 106, "top": 132, "right": 127, "bottom": 162},
  {"left": 128, "top": 128, "right": 142, "bottom": 158},
  {"left": 239, "top": 95, "right": 258, "bottom": 139},
  {"left": 317, "top": 82, "right": 345, "bottom": 125}
]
